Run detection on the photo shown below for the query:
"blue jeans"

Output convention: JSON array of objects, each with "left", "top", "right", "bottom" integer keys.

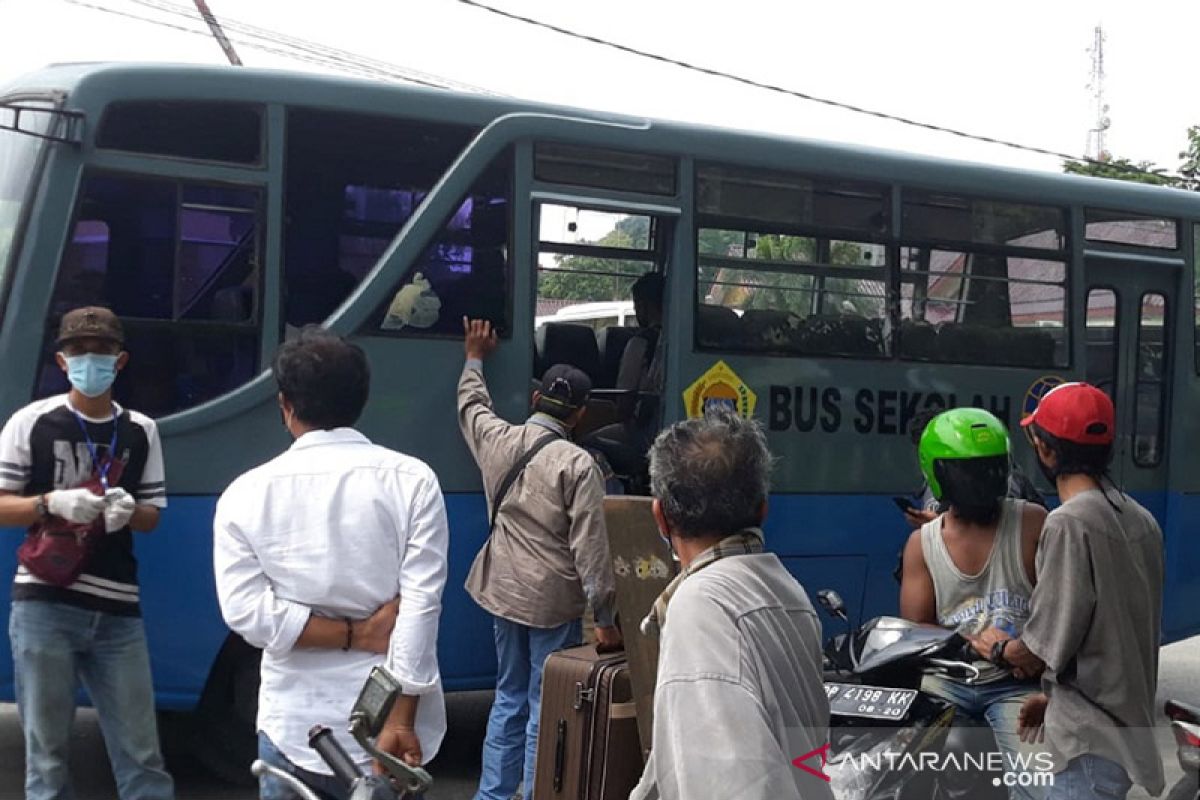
[
  {"left": 258, "top": 731, "right": 347, "bottom": 800},
  {"left": 8, "top": 599, "right": 175, "bottom": 800},
  {"left": 474, "top": 616, "right": 582, "bottom": 800},
  {"left": 923, "top": 675, "right": 1048, "bottom": 800},
  {"left": 1047, "top": 755, "right": 1132, "bottom": 800}
]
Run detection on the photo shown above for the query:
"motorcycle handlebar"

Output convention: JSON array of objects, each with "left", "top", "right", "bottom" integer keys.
[{"left": 308, "top": 725, "right": 363, "bottom": 788}]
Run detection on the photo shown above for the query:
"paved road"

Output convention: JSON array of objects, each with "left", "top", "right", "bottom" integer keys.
[{"left": 3, "top": 637, "right": 1199, "bottom": 799}]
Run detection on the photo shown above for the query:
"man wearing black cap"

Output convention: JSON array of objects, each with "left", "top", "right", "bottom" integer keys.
[
  {"left": 0, "top": 306, "right": 174, "bottom": 799},
  {"left": 458, "top": 318, "right": 620, "bottom": 800}
]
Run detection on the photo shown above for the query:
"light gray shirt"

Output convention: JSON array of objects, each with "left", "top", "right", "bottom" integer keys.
[
  {"left": 1021, "top": 489, "right": 1165, "bottom": 794},
  {"left": 630, "top": 554, "right": 834, "bottom": 800}
]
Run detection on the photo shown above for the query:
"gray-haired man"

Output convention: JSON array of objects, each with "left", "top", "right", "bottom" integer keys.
[{"left": 631, "top": 410, "right": 834, "bottom": 800}]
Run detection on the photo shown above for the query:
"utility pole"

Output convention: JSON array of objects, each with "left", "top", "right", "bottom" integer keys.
[
  {"left": 192, "top": 0, "right": 243, "bottom": 66},
  {"left": 1085, "top": 24, "right": 1110, "bottom": 161}
]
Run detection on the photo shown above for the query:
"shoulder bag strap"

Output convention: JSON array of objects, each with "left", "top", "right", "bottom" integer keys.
[{"left": 488, "top": 432, "right": 560, "bottom": 534}]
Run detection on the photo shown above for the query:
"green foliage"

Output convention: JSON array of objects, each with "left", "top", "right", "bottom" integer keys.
[
  {"left": 538, "top": 215, "right": 654, "bottom": 302},
  {"left": 1062, "top": 157, "right": 1178, "bottom": 186},
  {"left": 1179, "top": 126, "right": 1200, "bottom": 191}
]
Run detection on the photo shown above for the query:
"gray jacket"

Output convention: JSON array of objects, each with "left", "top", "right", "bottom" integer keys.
[
  {"left": 631, "top": 554, "right": 834, "bottom": 800},
  {"left": 458, "top": 361, "right": 615, "bottom": 628}
]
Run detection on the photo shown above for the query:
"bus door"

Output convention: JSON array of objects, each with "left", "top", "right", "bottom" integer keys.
[
  {"left": 529, "top": 191, "right": 679, "bottom": 456},
  {"left": 1083, "top": 257, "right": 1177, "bottom": 515}
]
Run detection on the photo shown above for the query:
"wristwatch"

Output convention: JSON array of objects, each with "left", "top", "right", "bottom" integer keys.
[
  {"left": 34, "top": 494, "right": 49, "bottom": 519},
  {"left": 991, "top": 638, "right": 1011, "bottom": 668}
]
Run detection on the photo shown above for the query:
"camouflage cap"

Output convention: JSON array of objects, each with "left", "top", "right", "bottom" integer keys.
[{"left": 57, "top": 306, "right": 124, "bottom": 346}]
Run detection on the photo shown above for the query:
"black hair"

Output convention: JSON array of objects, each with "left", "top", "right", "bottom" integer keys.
[
  {"left": 1029, "top": 422, "right": 1112, "bottom": 477},
  {"left": 631, "top": 272, "right": 665, "bottom": 309},
  {"left": 935, "top": 455, "right": 1008, "bottom": 525},
  {"left": 273, "top": 326, "right": 370, "bottom": 429}
]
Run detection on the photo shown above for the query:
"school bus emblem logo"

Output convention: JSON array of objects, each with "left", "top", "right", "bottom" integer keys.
[{"left": 683, "top": 361, "right": 756, "bottom": 419}]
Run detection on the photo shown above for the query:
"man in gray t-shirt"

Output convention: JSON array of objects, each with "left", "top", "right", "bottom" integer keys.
[{"left": 980, "top": 383, "right": 1165, "bottom": 800}]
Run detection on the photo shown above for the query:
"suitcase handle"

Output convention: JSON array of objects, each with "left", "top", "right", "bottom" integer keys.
[{"left": 553, "top": 718, "right": 566, "bottom": 792}]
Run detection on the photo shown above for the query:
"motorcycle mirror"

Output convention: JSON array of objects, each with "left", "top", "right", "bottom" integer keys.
[
  {"left": 350, "top": 666, "right": 401, "bottom": 737},
  {"left": 817, "top": 589, "right": 849, "bottom": 621}
]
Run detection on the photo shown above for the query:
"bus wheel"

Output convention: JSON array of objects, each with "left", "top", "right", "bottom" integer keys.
[{"left": 190, "top": 634, "right": 261, "bottom": 786}]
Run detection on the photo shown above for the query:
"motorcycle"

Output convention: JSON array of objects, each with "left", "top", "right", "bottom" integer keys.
[
  {"left": 817, "top": 590, "right": 1008, "bottom": 800},
  {"left": 1164, "top": 698, "right": 1200, "bottom": 800},
  {"left": 250, "top": 667, "right": 434, "bottom": 800}
]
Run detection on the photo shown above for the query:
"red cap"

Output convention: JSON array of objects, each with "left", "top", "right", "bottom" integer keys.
[{"left": 1020, "top": 382, "right": 1114, "bottom": 446}]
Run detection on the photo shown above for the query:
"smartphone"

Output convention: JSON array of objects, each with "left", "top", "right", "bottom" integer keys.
[{"left": 892, "top": 496, "right": 918, "bottom": 513}]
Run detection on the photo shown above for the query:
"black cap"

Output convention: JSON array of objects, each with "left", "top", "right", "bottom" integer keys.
[
  {"left": 539, "top": 363, "right": 592, "bottom": 410},
  {"left": 57, "top": 306, "right": 124, "bottom": 346}
]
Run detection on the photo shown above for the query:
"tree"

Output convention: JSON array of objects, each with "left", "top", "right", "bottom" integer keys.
[
  {"left": 1179, "top": 126, "right": 1200, "bottom": 191},
  {"left": 1062, "top": 157, "right": 1178, "bottom": 186},
  {"left": 538, "top": 215, "right": 653, "bottom": 302}
]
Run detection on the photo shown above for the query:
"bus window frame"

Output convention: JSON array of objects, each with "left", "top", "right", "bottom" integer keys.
[
  {"left": 94, "top": 100, "right": 268, "bottom": 170},
  {"left": 1133, "top": 290, "right": 1169, "bottom": 468},
  {"left": 0, "top": 93, "right": 63, "bottom": 330}
]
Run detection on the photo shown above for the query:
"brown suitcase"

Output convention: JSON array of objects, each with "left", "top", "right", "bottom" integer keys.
[{"left": 533, "top": 644, "right": 644, "bottom": 800}]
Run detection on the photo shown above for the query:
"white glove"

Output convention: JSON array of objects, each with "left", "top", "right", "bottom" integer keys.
[
  {"left": 47, "top": 488, "right": 107, "bottom": 524},
  {"left": 103, "top": 488, "right": 138, "bottom": 533}
]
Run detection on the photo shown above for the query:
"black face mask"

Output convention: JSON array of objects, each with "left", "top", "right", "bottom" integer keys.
[{"left": 936, "top": 456, "right": 1009, "bottom": 525}]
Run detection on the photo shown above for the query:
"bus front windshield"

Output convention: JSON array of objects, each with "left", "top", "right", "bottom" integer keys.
[{"left": 0, "top": 112, "right": 51, "bottom": 320}]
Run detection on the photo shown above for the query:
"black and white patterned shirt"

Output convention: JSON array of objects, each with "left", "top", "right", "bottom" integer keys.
[{"left": 0, "top": 395, "right": 166, "bottom": 616}]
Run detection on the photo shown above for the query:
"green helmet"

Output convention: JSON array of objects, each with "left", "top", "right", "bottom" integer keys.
[{"left": 918, "top": 408, "right": 1011, "bottom": 500}]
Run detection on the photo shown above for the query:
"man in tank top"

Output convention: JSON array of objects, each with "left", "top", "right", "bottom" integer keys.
[{"left": 900, "top": 408, "right": 1048, "bottom": 800}]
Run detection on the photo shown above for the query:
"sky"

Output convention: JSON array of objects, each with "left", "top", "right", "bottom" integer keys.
[{"left": 0, "top": 0, "right": 1196, "bottom": 178}]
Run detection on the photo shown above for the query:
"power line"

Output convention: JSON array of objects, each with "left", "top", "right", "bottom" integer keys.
[
  {"left": 61, "top": 0, "right": 500, "bottom": 94},
  {"left": 125, "top": 0, "right": 499, "bottom": 94},
  {"left": 455, "top": 0, "right": 1186, "bottom": 183}
]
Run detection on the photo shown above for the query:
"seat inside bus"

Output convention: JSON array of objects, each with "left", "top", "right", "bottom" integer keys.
[
  {"left": 534, "top": 322, "right": 602, "bottom": 385},
  {"left": 596, "top": 325, "right": 642, "bottom": 389}
]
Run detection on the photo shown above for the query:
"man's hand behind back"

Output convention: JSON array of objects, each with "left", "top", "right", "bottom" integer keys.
[
  {"left": 463, "top": 317, "right": 499, "bottom": 361},
  {"left": 353, "top": 598, "right": 400, "bottom": 654}
]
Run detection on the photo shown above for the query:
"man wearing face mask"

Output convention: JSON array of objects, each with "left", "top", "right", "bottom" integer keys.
[
  {"left": 0, "top": 306, "right": 175, "bottom": 800},
  {"left": 898, "top": 408, "right": 1048, "bottom": 799}
]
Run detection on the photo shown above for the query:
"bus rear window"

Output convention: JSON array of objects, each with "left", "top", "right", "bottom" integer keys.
[
  {"left": 1085, "top": 208, "right": 1178, "bottom": 250},
  {"left": 96, "top": 101, "right": 263, "bottom": 165}
]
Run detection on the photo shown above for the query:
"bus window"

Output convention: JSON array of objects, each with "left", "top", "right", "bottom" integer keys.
[
  {"left": 903, "top": 192, "right": 1066, "bottom": 250},
  {"left": 41, "top": 174, "right": 262, "bottom": 416},
  {"left": 0, "top": 103, "right": 53, "bottom": 325},
  {"left": 535, "top": 205, "right": 662, "bottom": 385},
  {"left": 1195, "top": 224, "right": 1200, "bottom": 374},
  {"left": 899, "top": 249, "right": 1067, "bottom": 368},
  {"left": 696, "top": 229, "right": 888, "bottom": 357},
  {"left": 697, "top": 163, "right": 888, "bottom": 236},
  {"left": 1134, "top": 292, "right": 1168, "bottom": 466},
  {"left": 284, "top": 108, "right": 475, "bottom": 327},
  {"left": 1086, "top": 288, "right": 1119, "bottom": 404},
  {"left": 534, "top": 143, "right": 676, "bottom": 196},
  {"left": 97, "top": 101, "right": 262, "bottom": 165},
  {"left": 1085, "top": 208, "right": 1178, "bottom": 250},
  {"left": 366, "top": 152, "right": 512, "bottom": 337}
]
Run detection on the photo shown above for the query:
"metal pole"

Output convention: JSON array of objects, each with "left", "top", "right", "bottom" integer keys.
[{"left": 192, "top": 0, "right": 243, "bottom": 66}]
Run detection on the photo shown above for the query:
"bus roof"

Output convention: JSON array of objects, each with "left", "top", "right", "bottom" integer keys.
[{"left": 6, "top": 61, "right": 1200, "bottom": 219}]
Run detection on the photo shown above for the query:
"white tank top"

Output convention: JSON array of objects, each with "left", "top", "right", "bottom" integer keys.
[{"left": 920, "top": 498, "right": 1033, "bottom": 683}]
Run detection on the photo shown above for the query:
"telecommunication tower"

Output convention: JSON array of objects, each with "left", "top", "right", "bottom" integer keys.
[{"left": 1085, "top": 24, "right": 1110, "bottom": 161}]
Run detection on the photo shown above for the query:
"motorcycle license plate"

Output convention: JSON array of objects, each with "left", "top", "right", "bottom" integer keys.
[{"left": 825, "top": 682, "right": 917, "bottom": 721}]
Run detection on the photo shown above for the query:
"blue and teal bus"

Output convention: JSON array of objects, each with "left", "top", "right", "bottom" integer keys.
[{"left": 2, "top": 63, "right": 1198, "bottom": 775}]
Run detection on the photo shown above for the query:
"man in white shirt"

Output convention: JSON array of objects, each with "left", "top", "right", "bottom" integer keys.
[{"left": 213, "top": 327, "right": 449, "bottom": 800}]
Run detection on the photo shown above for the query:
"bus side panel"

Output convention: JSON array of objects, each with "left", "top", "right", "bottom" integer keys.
[
  {"left": 1163, "top": 492, "right": 1200, "bottom": 642},
  {"left": 763, "top": 494, "right": 911, "bottom": 631},
  {"left": 0, "top": 493, "right": 500, "bottom": 706}
]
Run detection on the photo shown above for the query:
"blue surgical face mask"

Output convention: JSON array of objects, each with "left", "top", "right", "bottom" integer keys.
[{"left": 63, "top": 353, "right": 119, "bottom": 398}]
